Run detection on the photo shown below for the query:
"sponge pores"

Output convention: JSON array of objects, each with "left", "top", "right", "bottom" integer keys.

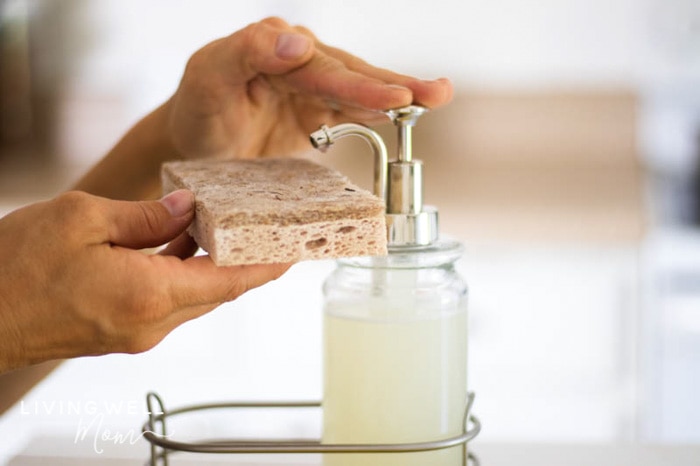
[{"left": 161, "top": 158, "right": 387, "bottom": 266}]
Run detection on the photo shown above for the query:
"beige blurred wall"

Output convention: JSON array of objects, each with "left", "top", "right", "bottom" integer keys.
[{"left": 317, "top": 90, "right": 646, "bottom": 244}]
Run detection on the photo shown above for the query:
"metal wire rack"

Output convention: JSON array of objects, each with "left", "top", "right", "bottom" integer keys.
[{"left": 142, "top": 391, "right": 481, "bottom": 466}]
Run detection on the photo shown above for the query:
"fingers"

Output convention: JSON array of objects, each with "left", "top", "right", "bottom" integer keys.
[
  {"left": 114, "top": 250, "right": 292, "bottom": 354},
  {"left": 314, "top": 42, "right": 454, "bottom": 109},
  {"left": 406, "top": 78, "right": 454, "bottom": 109},
  {"left": 37, "top": 190, "right": 289, "bottom": 359},
  {"left": 206, "top": 17, "right": 315, "bottom": 85},
  {"left": 207, "top": 16, "right": 450, "bottom": 112},
  {"left": 159, "top": 231, "right": 199, "bottom": 259},
  {"left": 165, "top": 255, "right": 293, "bottom": 310},
  {"left": 270, "top": 53, "right": 413, "bottom": 112},
  {"left": 266, "top": 43, "right": 450, "bottom": 115},
  {"left": 105, "top": 189, "right": 195, "bottom": 249}
]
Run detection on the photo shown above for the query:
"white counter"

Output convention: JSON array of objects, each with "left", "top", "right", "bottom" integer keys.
[{"left": 7, "top": 436, "right": 700, "bottom": 466}]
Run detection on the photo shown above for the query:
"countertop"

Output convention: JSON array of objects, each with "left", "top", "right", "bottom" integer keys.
[{"left": 7, "top": 438, "right": 700, "bottom": 465}]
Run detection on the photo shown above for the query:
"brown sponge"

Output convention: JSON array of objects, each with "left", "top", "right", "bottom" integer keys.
[{"left": 161, "top": 158, "right": 387, "bottom": 266}]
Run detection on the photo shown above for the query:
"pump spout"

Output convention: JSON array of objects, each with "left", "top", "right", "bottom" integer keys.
[
  {"left": 310, "top": 106, "right": 437, "bottom": 248},
  {"left": 309, "top": 123, "right": 387, "bottom": 203}
]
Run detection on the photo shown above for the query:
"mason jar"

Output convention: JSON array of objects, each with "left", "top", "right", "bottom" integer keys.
[{"left": 322, "top": 239, "right": 468, "bottom": 466}]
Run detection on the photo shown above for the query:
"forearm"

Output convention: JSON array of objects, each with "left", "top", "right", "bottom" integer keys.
[
  {"left": 72, "top": 99, "right": 179, "bottom": 200},
  {"left": 0, "top": 102, "right": 180, "bottom": 414}
]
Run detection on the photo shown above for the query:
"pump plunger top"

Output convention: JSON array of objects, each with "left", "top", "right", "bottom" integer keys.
[{"left": 384, "top": 105, "right": 438, "bottom": 247}]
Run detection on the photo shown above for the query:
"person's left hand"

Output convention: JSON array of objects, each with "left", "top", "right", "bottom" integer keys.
[
  {"left": 0, "top": 190, "right": 290, "bottom": 372},
  {"left": 165, "top": 16, "right": 453, "bottom": 161}
]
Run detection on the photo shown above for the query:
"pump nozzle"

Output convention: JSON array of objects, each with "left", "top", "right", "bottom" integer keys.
[
  {"left": 309, "top": 105, "right": 438, "bottom": 248},
  {"left": 309, "top": 123, "right": 387, "bottom": 204}
]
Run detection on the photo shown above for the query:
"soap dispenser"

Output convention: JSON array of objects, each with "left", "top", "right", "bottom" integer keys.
[{"left": 310, "top": 106, "right": 469, "bottom": 466}]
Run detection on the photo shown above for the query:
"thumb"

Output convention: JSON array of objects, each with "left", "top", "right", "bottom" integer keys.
[
  {"left": 221, "top": 17, "right": 314, "bottom": 80},
  {"left": 106, "top": 189, "right": 195, "bottom": 249}
]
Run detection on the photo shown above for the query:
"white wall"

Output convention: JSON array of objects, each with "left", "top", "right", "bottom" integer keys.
[
  {"left": 21, "top": 0, "right": 699, "bottom": 170},
  {"left": 26, "top": 0, "right": 699, "bottom": 117}
]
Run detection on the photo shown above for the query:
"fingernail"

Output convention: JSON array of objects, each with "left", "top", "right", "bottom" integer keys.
[
  {"left": 160, "top": 189, "right": 194, "bottom": 217},
  {"left": 275, "top": 33, "right": 311, "bottom": 59}
]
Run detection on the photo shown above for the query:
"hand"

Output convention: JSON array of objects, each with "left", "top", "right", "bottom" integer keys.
[
  {"left": 166, "top": 16, "right": 453, "bottom": 160},
  {"left": 0, "top": 190, "right": 289, "bottom": 373}
]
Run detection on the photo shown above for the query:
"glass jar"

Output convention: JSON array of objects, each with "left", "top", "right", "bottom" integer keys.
[{"left": 322, "top": 239, "right": 468, "bottom": 466}]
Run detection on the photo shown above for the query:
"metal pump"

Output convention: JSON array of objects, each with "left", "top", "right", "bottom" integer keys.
[{"left": 309, "top": 105, "right": 438, "bottom": 248}]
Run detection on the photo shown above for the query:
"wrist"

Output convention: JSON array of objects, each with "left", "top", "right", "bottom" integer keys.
[
  {"left": 73, "top": 99, "right": 181, "bottom": 200},
  {"left": 152, "top": 97, "right": 182, "bottom": 163}
]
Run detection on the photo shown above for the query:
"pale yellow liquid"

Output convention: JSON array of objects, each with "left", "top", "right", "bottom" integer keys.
[{"left": 322, "top": 307, "right": 467, "bottom": 466}]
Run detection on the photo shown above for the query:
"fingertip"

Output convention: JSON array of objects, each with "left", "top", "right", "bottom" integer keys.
[
  {"left": 434, "top": 77, "right": 454, "bottom": 103},
  {"left": 356, "top": 82, "right": 412, "bottom": 111},
  {"left": 275, "top": 33, "right": 312, "bottom": 60},
  {"left": 383, "top": 84, "right": 414, "bottom": 110},
  {"left": 239, "top": 20, "right": 315, "bottom": 76},
  {"left": 160, "top": 189, "right": 194, "bottom": 218},
  {"left": 159, "top": 231, "right": 198, "bottom": 259},
  {"left": 385, "top": 83, "right": 413, "bottom": 99},
  {"left": 273, "top": 261, "right": 295, "bottom": 279},
  {"left": 411, "top": 77, "right": 454, "bottom": 109}
]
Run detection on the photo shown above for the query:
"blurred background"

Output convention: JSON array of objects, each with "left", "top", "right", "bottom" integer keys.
[{"left": 0, "top": 0, "right": 699, "bottom": 463}]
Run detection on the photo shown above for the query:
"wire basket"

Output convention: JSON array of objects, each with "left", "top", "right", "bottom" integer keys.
[{"left": 142, "top": 391, "right": 481, "bottom": 465}]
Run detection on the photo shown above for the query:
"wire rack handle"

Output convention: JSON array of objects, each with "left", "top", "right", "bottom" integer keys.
[{"left": 143, "top": 391, "right": 480, "bottom": 465}]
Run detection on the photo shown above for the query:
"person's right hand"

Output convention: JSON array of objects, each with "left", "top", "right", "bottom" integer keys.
[
  {"left": 165, "top": 16, "right": 453, "bottom": 161},
  {"left": 74, "top": 16, "right": 454, "bottom": 202},
  {"left": 0, "top": 190, "right": 290, "bottom": 374}
]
